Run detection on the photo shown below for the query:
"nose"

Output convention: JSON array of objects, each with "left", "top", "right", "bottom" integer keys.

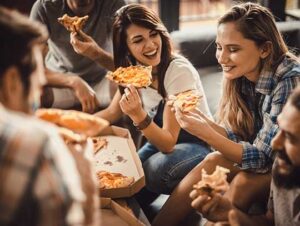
[
  {"left": 216, "top": 49, "right": 229, "bottom": 64},
  {"left": 145, "top": 38, "right": 155, "bottom": 49},
  {"left": 271, "top": 130, "right": 284, "bottom": 152}
]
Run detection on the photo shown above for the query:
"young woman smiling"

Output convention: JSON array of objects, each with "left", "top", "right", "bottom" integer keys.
[
  {"left": 152, "top": 3, "right": 300, "bottom": 226},
  {"left": 73, "top": 3, "right": 212, "bottom": 200}
]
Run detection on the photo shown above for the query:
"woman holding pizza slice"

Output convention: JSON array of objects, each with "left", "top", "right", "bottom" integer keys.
[
  {"left": 72, "top": 3, "right": 212, "bottom": 203},
  {"left": 152, "top": 2, "right": 300, "bottom": 226}
]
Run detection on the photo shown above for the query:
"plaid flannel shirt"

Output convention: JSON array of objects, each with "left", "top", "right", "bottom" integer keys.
[
  {"left": 0, "top": 107, "right": 85, "bottom": 226},
  {"left": 225, "top": 55, "right": 300, "bottom": 173}
]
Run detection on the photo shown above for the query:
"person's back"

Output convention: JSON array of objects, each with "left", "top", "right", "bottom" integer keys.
[{"left": 0, "top": 106, "right": 86, "bottom": 226}]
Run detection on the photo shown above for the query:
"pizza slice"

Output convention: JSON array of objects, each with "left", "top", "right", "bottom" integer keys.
[
  {"left": 169, "top": 90, "right": 202, "bottom": 112},
  {"left": 92, "top": 136, "right": 108, "bottom": 154},
  {"left": 58, "top": 127, "right": 87, "bottom": 144},
  {"left": 58, "top": 14, "right": 89, "bottom": 32},
  {"left": 106, "top": 65, "right": 152, "bottom": 88},
  {"left": 96, "top": 171, "right": 135, "bottom": 189},
  {"left": 35, "top": 108, "right": 109, "bottom": 137},
  {"left": 193, "top": 166, "right": 230, "bottom": 196}
]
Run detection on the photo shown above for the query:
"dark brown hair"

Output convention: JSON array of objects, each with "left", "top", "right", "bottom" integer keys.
[
  {"left": 112, "top": 3, "right": 173, "bottom": 98},
  {"left": 0, "top": 7, "right": 48, "bottom": 96}
]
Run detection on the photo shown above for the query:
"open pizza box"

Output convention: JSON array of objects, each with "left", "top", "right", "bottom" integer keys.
[
  {"left": 95, "top": 126, "right": 145, "bottom": 198},
  {"left": 99, "top": 198, "right": 145, "bottom": 226}
]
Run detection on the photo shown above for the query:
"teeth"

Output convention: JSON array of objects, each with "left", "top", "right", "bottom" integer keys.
[
  {"left": 222, "top": 66, "right": 233, "bottom": 72},
  {"left": 144, "top": 50, "right": 157, "bottom": 56}
]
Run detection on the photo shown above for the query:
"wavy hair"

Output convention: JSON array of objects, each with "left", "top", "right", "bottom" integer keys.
[
  {"left": 112, "top": 4, "right": 173, "bottom": 98},
  {"left": 216, "top": 2, "right": 291, "bottom": 140}
]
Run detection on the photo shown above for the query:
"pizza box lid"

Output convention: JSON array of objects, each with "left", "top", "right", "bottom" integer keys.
[
  {"left": 99, "top": 198, "right": 145, "bottom": 226},
  {"left": 95, "top": 126, "right": 145, "bottom": 198}
]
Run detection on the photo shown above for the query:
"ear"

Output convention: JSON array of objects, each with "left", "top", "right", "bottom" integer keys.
[
  {"left": 260, "top": 41, "right": 272, "bottom": 59},
  {"left": 0, "top": 66, "right": 23, "bottom": 107}
]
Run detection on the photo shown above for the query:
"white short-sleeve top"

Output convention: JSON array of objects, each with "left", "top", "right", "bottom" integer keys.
[{"left": 140, "top": 55, "right": 212, "bottom": 119}]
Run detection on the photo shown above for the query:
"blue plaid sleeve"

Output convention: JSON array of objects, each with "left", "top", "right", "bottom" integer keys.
[
  {"left": 225, "top": 126, "right": 240, "bottom": 142},
  {"left": 239, "top": 75, "right": 300, "bottom": 173}
]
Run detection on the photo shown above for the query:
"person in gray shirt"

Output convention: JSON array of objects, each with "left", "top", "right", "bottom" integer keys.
[{"left": 30, "top": 0, "right": 126, "bottom": 113}]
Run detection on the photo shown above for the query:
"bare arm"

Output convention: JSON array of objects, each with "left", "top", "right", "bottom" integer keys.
[
  {"left": 120, "top": 85, "right": 180, "bottom": 153},
  {"left": 70, "top": 31, "right": 114, "bottom": 71},
  {"left": 94, "top": 89, "right": 123, "bottom": 124},
  {"left": 175, "top": 107, "right": 243, "bottom": 163},
  {"left": 45, "top": 68, "right": 99, "bottom": 113}
]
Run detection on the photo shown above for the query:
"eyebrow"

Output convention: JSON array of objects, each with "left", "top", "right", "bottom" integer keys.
[
  {"left": 130, "top": 30, "right": 156, "bottom": 41},
  {"left": 215, "top": 42, "right": 241, "bottom": 48}
]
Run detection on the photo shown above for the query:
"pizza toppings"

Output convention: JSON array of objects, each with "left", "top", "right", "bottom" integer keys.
[
  {"left": 96, "top": 171, "right": 135, "bottom": 189},
  {"left": 106, "top": 65, "right": 152, "bottom": 88},
  {"left": 92, "top": 137, "right": 108, "bottom": 154},
  {"left": 193, "top": 166, "right": 230, "bottom": 196},
  {"left": 169, "top": 90, "right": 202, "bottom": 112},
  {"left": 58, "top": 14, "right": 89, "bottom": 32},
  {"left": 35, "top": 108, "right": 109, "bottom": 137}
]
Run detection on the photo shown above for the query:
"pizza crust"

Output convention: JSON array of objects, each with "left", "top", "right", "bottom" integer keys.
[
  {"left": 106, "top": 65, "right": 152, "bottom": 88},
  {"left": 58, "top": 14, "right": 89, "bottom": 32}
]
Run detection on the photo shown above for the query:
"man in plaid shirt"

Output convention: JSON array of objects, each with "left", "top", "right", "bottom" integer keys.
[{"left": 0, "top": 7, "right": 87, "bottom": 226}]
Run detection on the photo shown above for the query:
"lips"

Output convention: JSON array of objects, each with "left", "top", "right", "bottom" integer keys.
[{"left": 144, "top": 49, "right": 157, "bottom": 57}]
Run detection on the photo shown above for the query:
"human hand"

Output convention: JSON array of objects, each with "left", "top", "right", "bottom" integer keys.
[
  {"left": 70, "top": 30, "right": 100, "bottom": 60},
  {"left": 190, "top": 189, "right": 232, "bottom": 222},
  {"left": 174, "top": 106, "right": 213, "bottom": 140},
  {"left": 119, "top": 85, "right": 146, "bottom": 122},
  {"left": 71, "top": 76, "right": 99, "bottom": 113}
]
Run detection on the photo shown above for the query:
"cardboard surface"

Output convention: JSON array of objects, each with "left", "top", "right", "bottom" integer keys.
[
  {"left": 100, "top": 198, "right": 145, "bottom": 226},
  {"left": 95, "top": 126, "right": 145, "bottom": 198}
]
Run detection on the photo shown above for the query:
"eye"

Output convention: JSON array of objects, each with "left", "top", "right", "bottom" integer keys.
[
  {"left": 215, "top": 44, "right": 222, "bottom": 51},
  {"left": 150, "top": 31, "right": 159, "bottom": 37},
  {"left": 229, "top": 47, "right": 239, "bottom": 53},
  {"left": 132, "top": 38, "right": 143, "bottom": 44}
]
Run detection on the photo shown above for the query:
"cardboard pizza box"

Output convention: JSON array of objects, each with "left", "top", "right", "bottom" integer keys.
[
  {"left": 99, "top": 198, "right": 145, "bottom": 226},
  {"left": 95, "top": 126, "right": 145, "bottom": 198}
]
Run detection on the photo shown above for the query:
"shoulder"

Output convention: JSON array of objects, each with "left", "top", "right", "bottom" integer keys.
[{"left": 167, "top": 55, "right": 198, "bottom": 75}]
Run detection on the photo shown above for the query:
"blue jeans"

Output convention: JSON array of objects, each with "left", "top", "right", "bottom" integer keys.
[{"left": 138, "top": 142, "right": 211, "bottom": 194}]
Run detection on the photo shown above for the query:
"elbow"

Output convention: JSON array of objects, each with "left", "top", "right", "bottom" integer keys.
[{"left": 159, "top": 143, "right": 176, "bottom": 154}]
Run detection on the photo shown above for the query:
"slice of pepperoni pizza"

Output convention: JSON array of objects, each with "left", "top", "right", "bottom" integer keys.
[
  {"left": 169, "top": 90, "right": 202, "bottom": 112},
  {"left": 58, "top": 14, "right": 89, "bottom": 32},
  {"left": 96, "top": 171, "right": 135, "bottom": 189},
  {"left": 106, "top": 65, "right": 152, "bottom": 88}
]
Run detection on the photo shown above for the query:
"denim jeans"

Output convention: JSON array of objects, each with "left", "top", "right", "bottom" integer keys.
[{"left": 138, "top": 142, "right": 211, "bottom": 194}]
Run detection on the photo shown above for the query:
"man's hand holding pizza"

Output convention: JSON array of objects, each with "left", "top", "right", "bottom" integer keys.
[{"left": 190, "top": 166, "right": 233, "bottom": 222}]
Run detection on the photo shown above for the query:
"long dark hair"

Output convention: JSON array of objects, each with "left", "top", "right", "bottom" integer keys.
[
  {"left": 216, "top": 2, "right": 291, "bottom": 140},
  {"left": 112, "top": 4, "right": 173, "bottom": 98}
]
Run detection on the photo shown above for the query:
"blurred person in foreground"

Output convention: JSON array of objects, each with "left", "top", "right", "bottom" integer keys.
[
  {"left": 30, "top": 0, "right": 126, "bottom": 113},
  {"left": 190, "top": 85, "right": 300, "bottom": 226},
  {"left": 153, "top": 2, "right": 300, "bottom": 225},
  {"left": 0, "top": 7, "right": 98, "bottom": 226}
]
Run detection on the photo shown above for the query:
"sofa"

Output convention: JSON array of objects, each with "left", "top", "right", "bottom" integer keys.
[{"left": 143, "top": 20, "right": 300, "bottom": 224}]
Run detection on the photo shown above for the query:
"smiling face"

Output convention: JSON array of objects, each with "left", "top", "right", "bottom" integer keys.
[
  {"left": 271, "top": 101, "right": 300, "bottom": 189},
  {"left": 126, "top": 24, "right": 162, "bottom": 69},
  {"left": 215, "top": 22, "right": 269, "bottom": 82}
]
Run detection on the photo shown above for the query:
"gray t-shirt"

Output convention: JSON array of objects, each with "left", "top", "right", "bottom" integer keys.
[
  {"left": 268, "top": 180, "right": 300, "bottom": 226},
  {"left": 30, "top": 0, "right": 125, "bottom": 84}
]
